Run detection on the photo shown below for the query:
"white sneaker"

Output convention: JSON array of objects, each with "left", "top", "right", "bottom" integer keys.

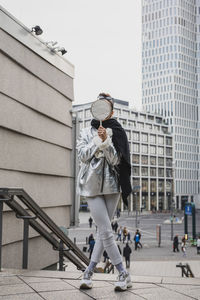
[
  {"left": 114, "top": 271, "right": 132, "bottom": 291},
  {"left": 80, "top": 270, "right": 93, "bottom": 289}
]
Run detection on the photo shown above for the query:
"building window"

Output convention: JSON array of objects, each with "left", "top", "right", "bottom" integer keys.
[
  {"left": 150, "top": 168, "right": 156, "bottom": 176},
  {"left": 166, "top": 137, "right": 172, "bottom": 145},
  {"left": 158, "top": 180, "right": 164, "bottom": 192},
  {"left": 142, "top": 144, "right": 148, "bottom": 154},
  {"left": 158, "top": 168, "right": 164, "bottom": 177},
  {"left": 166, "top": 147, "right": 172, "bottom": 156},
  {"left": 85, "top": 120, "right": 91, "bottom": 127},
  {"left": 150, "top": 145, "right": 156, "bottom": 154},
  {"left": 119, "top": 118, "right": 127, "bottom": 126},
  {"left": 126, "top": 130, "right": 131, "bottom": 140},
  {"left": 150, "top": 134, "right": 156, "bottom": 143},
  {"left": 166, "top": 158, "right": 172, "bottom": 167},
  {"left": 158, "top": 135, "right": 164, "bottom": 144},
  {"left": 133, "top": 131, "right": 139, "bottom": 141},
  {"left": 133, "top": 178, "right": 140, "bottom": 187},
  {"left": 78, "top": 111, "right": 83, "bottom": 118},
  {"left": 150, "top": 179, "right": 156, "bottom": 192},
  {"left": 85, "top": 109, "right": 91, "bottom": 118},
  {"left": 150, "top": 156, "right": 156, "bottom": 165},
  {"left": 158, "top": 157, "right": 164, "bottom": 166},
  {"left": 166, "top": 180, "right": 172, "bottom": 192},
  {"left": 128, "top": 120, "right": 135, "bottom": 127},
  {"left": 158, "top": 147, "right": 164, "bottom": 155},
  {"left": 142, "top": 133, "right": 148, "bottom": 142},
  {"left": 141, "top": 155, "right": 148, "bottom": 164},
  {"left": 132, "top": 154, "right": 139, "bottom": 164},
  {"left": 133, "top": 143, "right": 140, "bottom": 153},
  {"left": 138, "top": 122, "right": 144, "bottom": 129},
  {"left": 133, "top": 166, "right": 140, "bottom": 176},
  {"left": 166, "top": 169, "right": 172, "bottom": 177},
  {"left": 142, "top": 179, "right": 148, "bottom": 192},
  {"left": 141, "top": 167, "right": 148, "bottom": 176}
]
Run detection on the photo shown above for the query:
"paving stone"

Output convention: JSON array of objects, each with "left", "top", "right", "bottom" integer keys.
[
  {"left": 0, "top": 283, "right": 33, "bottom": 296},
  {"left": 160, "top": 284, "right": 200, "bottom": 299},
  {"left": 5, "top": 269, "right": 81, "bottom": 280},
  {"left": 66, "top": 279, "right": 113, "bottom": 289},
  {"left": 162, "top": 277, "right": 200, "bottom": 285},
  {"left": 0, "top": 276, "right": 22, "bottom": 285},
  {"left": 19, "top": 276, "right": 61, "bottom": 284},
  {"left": 133, "top": 286, "right": 193, "bottom": 300},
  {"left": 28, "top": 280, "right": 76, "bottom": 292},
  {"left": 82, "top": 285, "right": 143, "bottom": 299},
  {"left": 0, "top": 293, "right": 43, "bottom": 300},
  {"left": 39, "top": 289, "right": 92, "bottom": 300}
]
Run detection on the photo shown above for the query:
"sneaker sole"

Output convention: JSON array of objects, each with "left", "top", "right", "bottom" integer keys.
[
  {"left": 80, "top": 283, "right": 93, "bottom": 289},
  {"left": 114, "top": 285, "right": 127, "bottom": 292}
]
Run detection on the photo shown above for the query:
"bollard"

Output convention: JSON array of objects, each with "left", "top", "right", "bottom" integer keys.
[
  {"left": 74, "top": 237, "right": 76, "bottom": 244},
  {"left": 86, "top": 237, "right": 88, "bottom": 244}
]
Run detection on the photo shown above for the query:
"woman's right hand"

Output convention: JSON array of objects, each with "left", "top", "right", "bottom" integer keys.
[{"left": 98, "top": 126, "right": 107, "bottom": 142}]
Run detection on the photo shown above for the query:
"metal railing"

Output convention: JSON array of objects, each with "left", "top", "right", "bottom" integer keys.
[{"left": 0, "top": 188, "right": 97, "bottom": 272}]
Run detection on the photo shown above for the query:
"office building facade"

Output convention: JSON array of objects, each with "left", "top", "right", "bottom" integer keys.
[
  {"left": 142, "top": 0, "right": 200, "bottom": 209},
  {"left": 73, "top": 99, "right": 173, "bottom": 212}
]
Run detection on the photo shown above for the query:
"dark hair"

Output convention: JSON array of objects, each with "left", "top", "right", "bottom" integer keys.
[{"left": 98, "top": 92, "right": 114, "bottom": 110}]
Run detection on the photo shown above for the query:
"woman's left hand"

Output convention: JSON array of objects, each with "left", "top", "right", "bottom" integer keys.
[{"left": 98, "top": 126, "right": 107, "bottom": 142}]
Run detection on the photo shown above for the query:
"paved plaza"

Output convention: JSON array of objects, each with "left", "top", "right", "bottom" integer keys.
[
  {"left": 0, "top": 211, "right": 199, "bottom": 299},
  {"left": 0, "top": 267, "right": 200, "bottom": 300}
]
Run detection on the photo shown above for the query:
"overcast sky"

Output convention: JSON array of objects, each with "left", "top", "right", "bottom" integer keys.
[{"left": 1, "top": 0, "right": 142, "bottom": 108}]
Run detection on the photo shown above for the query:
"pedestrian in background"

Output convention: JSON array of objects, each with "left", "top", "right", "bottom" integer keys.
[
  {"left": 181, "top": 236, "right": 186, "bottom": 257},
  {"left": 134, "top": 229, "right": 142, "bottom": 250},
  {"left": 116, "top": 226, "right": 122, "bottom": 241},
  {"left": 88, "top": 236, "right": 95, "bottom": 259},
  {"left": 114, "top": 221, "right": 119, "bottom": 233},
  {"left": 196, "top": 236, "right": 200, "bottom": 254},
  {"left": 123, "top": 226, "right": 128, "bottom": 243},
  {"left": 173, "top": 235, "right": 179, "bottom": 252},
  {"left": 88, "top": 233, "right": 94, "bottom": 245},
  {"left": 89, "top": 216, "right": 93, "bottom": 228},
  {"left": 127, "top": 231, "right": 131, "bottom": 243},
  {"left": 123, "top": 243, "right": 132, "bottom": 268}
]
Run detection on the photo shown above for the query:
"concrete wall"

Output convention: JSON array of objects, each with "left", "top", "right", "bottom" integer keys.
[{"left": 0, "top": 6, "right": 74, "bottom": 269}]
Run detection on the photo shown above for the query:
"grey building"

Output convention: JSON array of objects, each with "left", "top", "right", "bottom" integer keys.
[
  {"left": 142, "top": 0, "right": 200, "bottom": 209},
  {"left": 73, "top": 99, "right": 173, "bottom": 212},
  {"left": 0, "top": 6, "right": 74, "bottom": 269}
]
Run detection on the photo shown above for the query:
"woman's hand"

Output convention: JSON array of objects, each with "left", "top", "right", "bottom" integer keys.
[{"left": 98, "top": 126, "right": 107, "bottom": 142}]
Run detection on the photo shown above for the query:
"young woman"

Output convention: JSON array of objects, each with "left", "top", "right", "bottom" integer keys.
[{"left": 77, "top": 93, "right": 132, "bottom": 291}]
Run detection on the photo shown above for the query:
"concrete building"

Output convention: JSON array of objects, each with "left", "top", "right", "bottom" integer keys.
[
  {"left": 142, "top": 0, "right": 200, "bottom": 209},
  {"left": 73, "top": 99, "right": 173, "bottom": 212},
  {"left": 0, "top": 6, "right": 74, "bottom": 269}
]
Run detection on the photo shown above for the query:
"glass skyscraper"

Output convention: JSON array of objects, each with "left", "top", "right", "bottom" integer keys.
[{"left": 142, "top": 0, "right": 200, "bottom": 209}]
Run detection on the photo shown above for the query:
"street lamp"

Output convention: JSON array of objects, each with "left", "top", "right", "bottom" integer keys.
[{"left": 133, "top": 185, "right": 141, "bottom": 228}]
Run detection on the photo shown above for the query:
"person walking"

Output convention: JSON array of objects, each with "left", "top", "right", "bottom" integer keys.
[
  {"left": 181, "top": 236, "right": 186, "bottom": 257},
  {"left": 89, "top": 216, "right": 93, "bottom": 228},
  {"left": 134, "top": 229, "right": 142, "bottom": 250},
  {"left": 123, "top": 226, "right": 128, "bottom": 243},
  {"left": 116, "top": 226, "right": 122, "bottom": 241},
  {"left": 127, "top": 231, "right": 131, "bottom": 243},
  {"left": 173, "top": 235, "right": 179, "bottom": 252},
  {"left": 196, "top": 236, "right": 200, "bottom": 254},
  {"left": 114, "top": 221, "right": 119, "bottom": 234},
  {"left": 123, "top": 243, "right": 132, "bottom": 268},
  {"left": 77, "top": 93, "right": 132, "bottom": 291},
  {"left": 88, "top": 237, "right": 95, "bottom": 260}
]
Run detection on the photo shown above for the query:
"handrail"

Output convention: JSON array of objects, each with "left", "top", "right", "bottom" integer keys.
[{"left": 0, "top": 188, "right": 96, "bottom": 272}]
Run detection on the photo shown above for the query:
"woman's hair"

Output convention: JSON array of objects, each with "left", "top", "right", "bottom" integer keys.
[{"left": 98, "top": 92, "right": 114, "bottom": 110}]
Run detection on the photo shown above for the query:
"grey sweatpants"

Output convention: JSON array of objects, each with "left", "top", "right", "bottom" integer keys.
[{"left": 87, "top": 194, "right": 122, "bottom": 265}]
